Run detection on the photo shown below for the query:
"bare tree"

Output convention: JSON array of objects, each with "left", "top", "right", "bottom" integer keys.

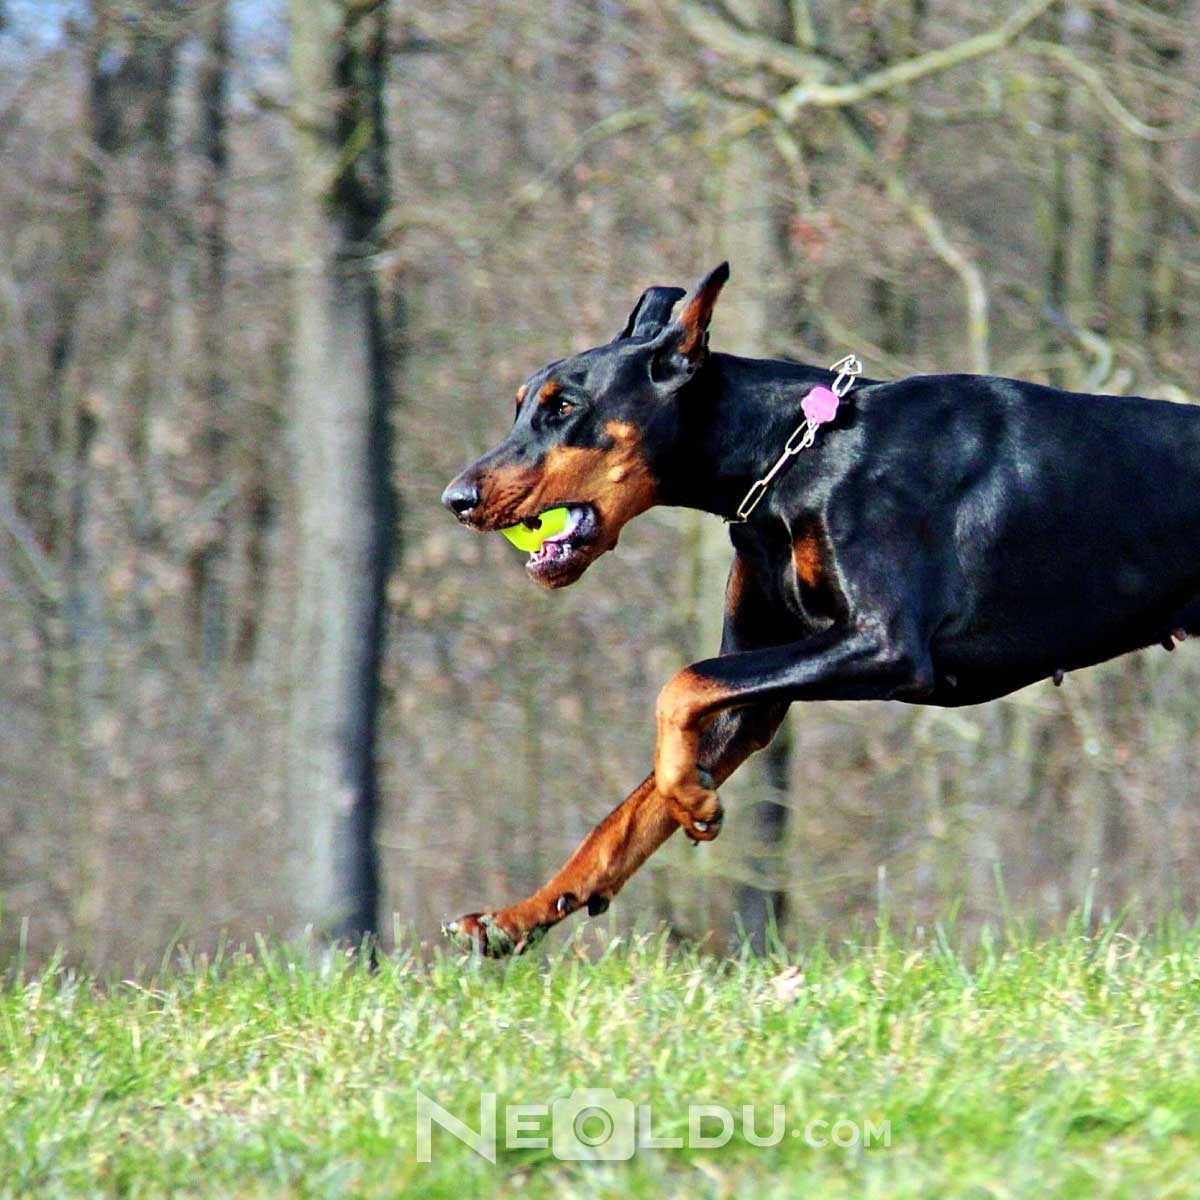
[{"left": 286, "top": 0, "right": 397, "bottom": 943}]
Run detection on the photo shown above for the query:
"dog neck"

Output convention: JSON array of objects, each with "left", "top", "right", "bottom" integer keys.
[{"left": 658, "top": 352, "right": 837, "bottom": 522}]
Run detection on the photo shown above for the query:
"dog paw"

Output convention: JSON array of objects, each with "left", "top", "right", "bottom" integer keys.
[
  {"left": 683, "top": 802, "right": 724, "bottom": 843},
  {"left": 664, "top": 775, "right": 724, "bottom": 843},
  {"left": 443, "top": 911, "right": 546, "bottom": 958}
]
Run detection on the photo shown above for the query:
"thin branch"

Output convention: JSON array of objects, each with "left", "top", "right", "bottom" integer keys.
[
  {"left": 0, "top": 488, "right": 62, "bottom": 604},
  {"left": 712, "top": 98, "right": 773, "bottom": 145},
  {"left": 711, "top": 80, "right": 993, "bottom": 370},
  {"left": 1028, "top": 41, "right": 1200, "bottom": 143},
  {"left": 828, "top": 116, "right": 991, "bottom": 373},
  {"left": 1006, "top": 283, "right": 1116, "bottom": 391},
  {"left": 803, "top": 309, "right": 922, "bottom": 379},
  {"left": 681, "top": 0, "right": 1028, "bottom": 371},
  {"left": 1147, "top": 156, "right": 1200, "bottom": 233},
  {"left": 676, "top": 1, "right": 830, "bottom": 83},
  {"left": 681, "top": 0, "right": 1063, "bottom": 125},
  {"left": 789, "top": 0, "right": 816, "bottom": 50},
  {"left": 250, "top": 88, "right": 327, "bottom": 138},
  {"left": 1068, "top": 324, "right": 1116, "bottom": 393},
  {"left": 1119, "top": 0, "right": 1195, "bottom": 40},
  {"left": 776, "top": 0, "right": 1059, "bottom": 119},
  {"left": 508, "top": 98, "right": 703, "bottom": 218}
]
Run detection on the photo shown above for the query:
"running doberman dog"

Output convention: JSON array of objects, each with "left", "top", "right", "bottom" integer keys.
[{"left": 440, "top": 261, "right": 1200, "bottom": 956}]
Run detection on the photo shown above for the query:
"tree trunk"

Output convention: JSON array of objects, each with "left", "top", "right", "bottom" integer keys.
[
  {"left": 719, "top": 0, "right": 795, "bottom": 955},
  {"left": 189, "top": 0, "right": 231, "bottom": 666},
  {"left": 286, "top": 0, "right": 396, "bottom": 943}
]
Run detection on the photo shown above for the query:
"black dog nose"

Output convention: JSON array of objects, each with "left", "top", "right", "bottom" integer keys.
[{"left": 442, "top": 479, "right": 481, "bottom": 519}]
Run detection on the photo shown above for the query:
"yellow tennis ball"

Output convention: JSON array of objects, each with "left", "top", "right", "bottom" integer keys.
[{"left": 501, "top": 507, "right": 571, "bottom": 551}]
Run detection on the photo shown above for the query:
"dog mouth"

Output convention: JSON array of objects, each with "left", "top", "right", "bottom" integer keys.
[{"left": 523, "top": 504, "right": 599, "bottom": 584}]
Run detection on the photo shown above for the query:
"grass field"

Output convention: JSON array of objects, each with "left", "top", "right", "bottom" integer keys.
[{"left": 3, "top": 916, "right": 1200, "bottom": 1199}]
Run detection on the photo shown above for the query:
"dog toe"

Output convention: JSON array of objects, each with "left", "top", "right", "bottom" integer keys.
[
  {"left": 444, "top": 912, "right": 520, "bottom": 957},
  {"left": 684, "top": 799, "right": 724, "bottom": 842}
]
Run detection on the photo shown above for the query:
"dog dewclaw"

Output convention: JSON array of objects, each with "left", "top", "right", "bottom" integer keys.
[{"left": 501, "top": 507, "right": 570, "bottom": 552}]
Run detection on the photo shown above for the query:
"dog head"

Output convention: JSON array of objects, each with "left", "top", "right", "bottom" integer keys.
[{"left": 441, "top": 263, "right": 729, "bottom": 588}]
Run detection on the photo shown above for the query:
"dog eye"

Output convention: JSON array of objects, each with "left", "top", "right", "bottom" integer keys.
[{"left": 554, "top": 398, "right": 575, "bottom": 418}]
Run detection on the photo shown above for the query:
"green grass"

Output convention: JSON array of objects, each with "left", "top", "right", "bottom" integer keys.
[{"left": 3, "top": 918, "right": 1200, "bottom": 1199}]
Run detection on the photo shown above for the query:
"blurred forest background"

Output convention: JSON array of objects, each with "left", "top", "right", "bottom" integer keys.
[{"left": 3, "top": 0, "right": 1200, "bottom": 970}]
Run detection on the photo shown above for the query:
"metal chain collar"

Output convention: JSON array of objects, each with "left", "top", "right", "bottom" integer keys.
[{"left": 729, "top": 353, "right": 862, "bottom": 524}]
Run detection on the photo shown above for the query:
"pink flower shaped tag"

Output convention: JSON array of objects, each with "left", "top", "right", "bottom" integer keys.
[{"left": 802, "top": 385, "right": 840, "bottom": 425}]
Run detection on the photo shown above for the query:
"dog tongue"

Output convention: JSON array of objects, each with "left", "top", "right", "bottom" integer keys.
[{"left": 501, "top": 507, "right": 571, "bottom": 552}]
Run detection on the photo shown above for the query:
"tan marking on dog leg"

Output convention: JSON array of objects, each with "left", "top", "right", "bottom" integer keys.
[
  {"left": 725, "top": 555, "right": 748, "bottom": 614},
  {"left": 446, "top": 700, "right": 786, "bottom": 955},
  {"left": 446, "top": 775, "right": 678, "bottom": 955},
  {"left": 792, "top": 530, "right": 823, "bottom": 588},
  {"left": 654, "top": 667, "right": 734, "bottom": 838}
]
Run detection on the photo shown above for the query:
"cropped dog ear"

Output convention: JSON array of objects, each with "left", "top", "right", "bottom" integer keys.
[
  {"left": 614, "top": 285, "right": 687, "bottom": 341},
  {"left": 648, "top": 262, "right": 730, "bottom": 393}
]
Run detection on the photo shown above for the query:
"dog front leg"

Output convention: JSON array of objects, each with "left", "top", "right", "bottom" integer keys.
[
  {"left": 655, "top": 624, "right": 932, "bottom": 840},
  {"left": 443, "top": 704, "right": 785, "bottom": 957},
  {"left": 443, "top": 773, "right": 673, "bottom": 956}
]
